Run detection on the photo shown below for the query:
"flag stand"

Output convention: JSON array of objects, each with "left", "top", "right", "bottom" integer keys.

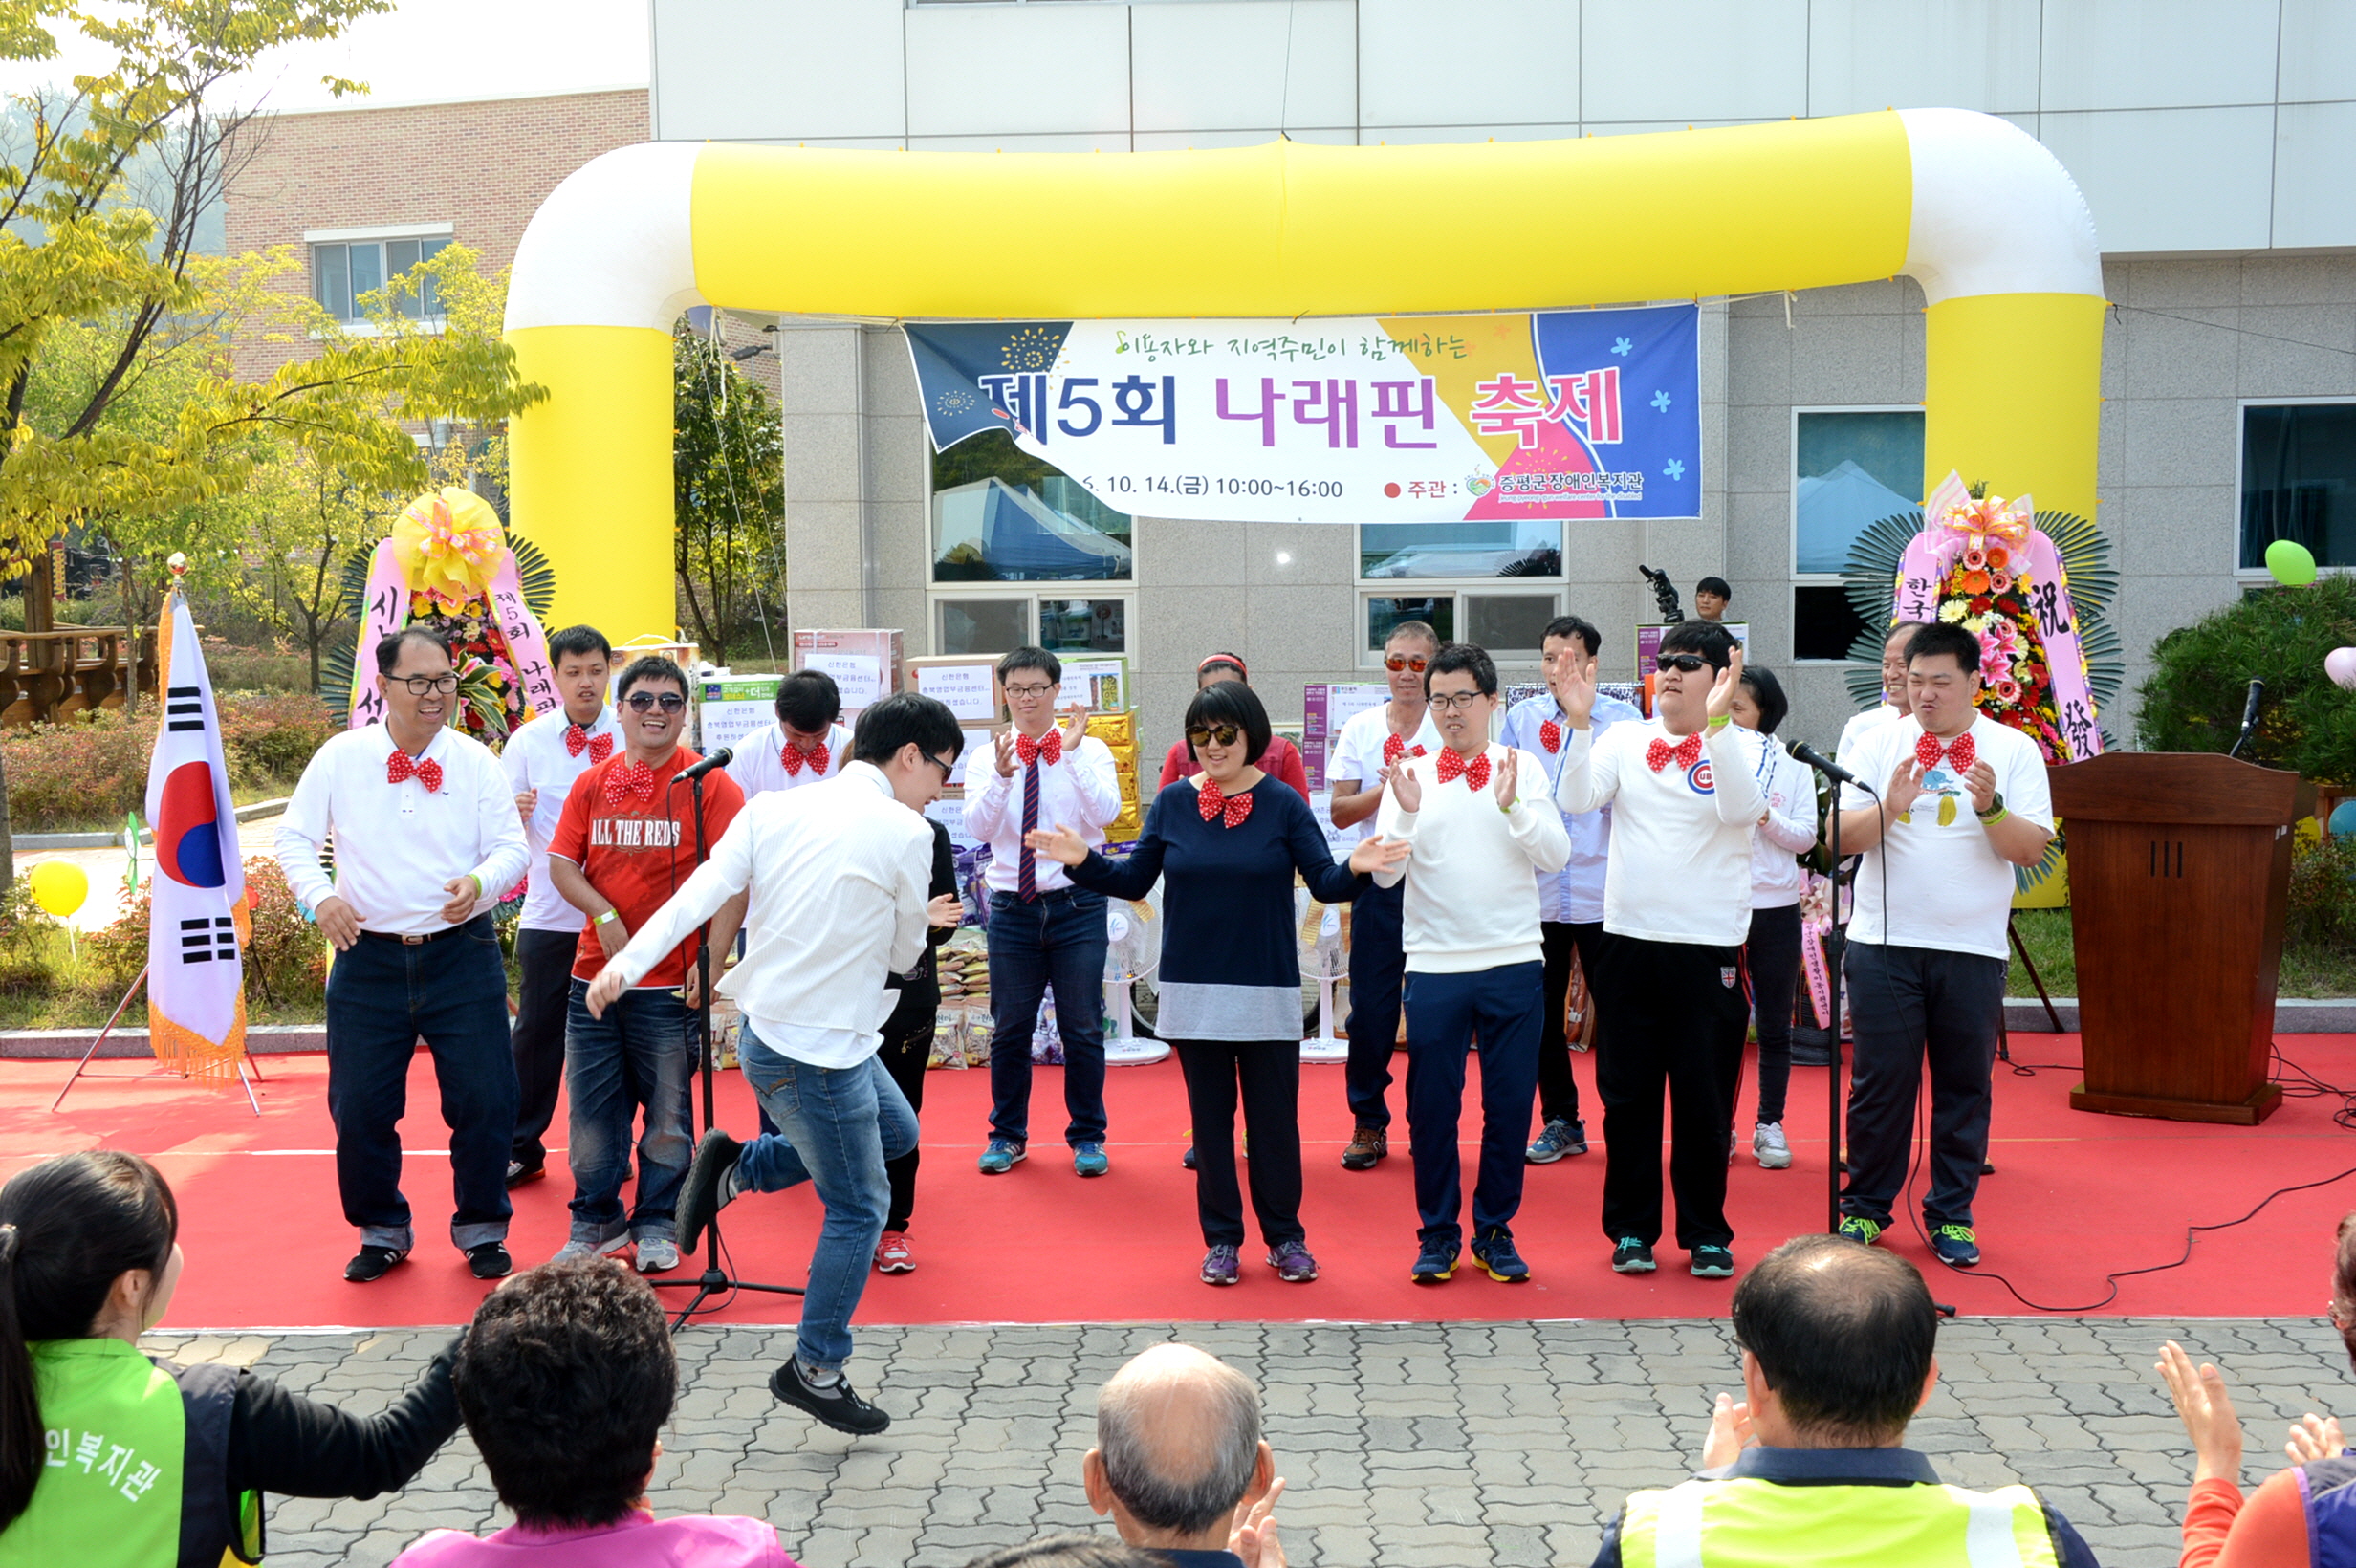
[{"left": 49, "top": 965, "right": 262, "bottom": 1117}]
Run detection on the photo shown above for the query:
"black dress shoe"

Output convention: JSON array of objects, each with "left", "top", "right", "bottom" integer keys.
[
  {"left": 677, "top": 1128, "right": 743, "bottom": 1253},
  {"left": 344, "top": 1246, "right": 409, "bottom": 1283},
  {"left": 465, "top": 1242, "right": 513, "bottom": 1280},
  {"left": 505, "top": 1160, "right": 545, "bottom": 1188}
]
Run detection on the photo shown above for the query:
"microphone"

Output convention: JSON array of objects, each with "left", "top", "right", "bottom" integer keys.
[
  {"left": 2227, "top": 679, "right": 2264, "bottom": 760},
  {"left": 675, "top": 747, "right": 733, "bottom": 783},
  {"left": 1788, "top": 741, "right": 1865, "bottom": 791}
]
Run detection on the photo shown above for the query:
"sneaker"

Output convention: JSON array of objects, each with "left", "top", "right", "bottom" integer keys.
[
  {"left": 551, "top": 1234, "right": 629, "bottom": 1264},
  {"left": 634, "top": 1238, "right": 680, "bottom": 1274},
  {"left": 1690, "top": 1245, "right": 1735, "bottom": 1278},
  {"left": 1073, "top": 1142, "right": 1110, "bottom": 1178},
  {"left": 1410, "top": 1237, "right": 1459, "bottom": 1284},
  {"left": 978, "top": 1138, "right": 1027, "bottom": 1175},
  {"left": 1753, "top": 1122, "right": 1792, "bottom": 1170},
  {"left": 465, "top": 1242, "right": 513, "bottom": 1280},
  {"left": 1610, "top": 1237, "right": 1656, "bottom": 1274},
  {"left": 1525, "top": 1118, "right": 1587, "bottom": 1164},
  {"left": 1342, "top": 1125, "right": 1387, "bottom": 1171},
  {"left": 504, "top": 1160, "right": 545, "bottom": 1188},
  {"left": 770, "top": 1359, "right": 890, "bottom": 1435},
  {"left": 1201, "top": 1244, "right": 1241, "bottom": 1285},
  {"left": 1838, "top": 1215, "right": 1885, "bottom": 1246},
  {"left": 343, "top": 1245, "right": 408, "bottom": 1283},
  {"left": 676, "top": 1128, "right": 743, "bottom": 1252},
  {"left": 1267, "top": 1239, "right": 1319, "bottom": 1282},
  {"left": 1471, "top": 1229, "right": 1531, "bottom": 1283},
  {"left": 1930, "top": 1223, "right": 1980, "bottom": 1268},
  {"left": 875, "top": 1233, "right": 915, "bottom": 1274}
]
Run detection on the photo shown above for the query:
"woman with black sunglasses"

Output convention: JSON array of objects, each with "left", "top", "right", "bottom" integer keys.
[{"left": 1027, "top": 681, "right": 1408, "bottom": 1286}]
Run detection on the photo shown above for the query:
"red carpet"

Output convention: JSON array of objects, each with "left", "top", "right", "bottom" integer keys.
[{"left": 6, "top": 1036, "right": 2356, "bottom": 1329}]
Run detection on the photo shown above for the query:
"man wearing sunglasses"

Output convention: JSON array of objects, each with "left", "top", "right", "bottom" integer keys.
[
  {"left": 275, "top": 625, "right": 531, "bottom": 1284},
  {"left": 1326, "top": 620, "right": 1444, "bottom": 1171},
  {"left": 545, "top": 655, "right": 748, "bottom": 1275},
  {"left": 1552, "top": 620, "right": 1763, "bottom": 1282}
]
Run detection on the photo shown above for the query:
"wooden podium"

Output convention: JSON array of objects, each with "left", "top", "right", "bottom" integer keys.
[{"left": 2049, "top": 752, "right": 2312, "bottom": 1124}]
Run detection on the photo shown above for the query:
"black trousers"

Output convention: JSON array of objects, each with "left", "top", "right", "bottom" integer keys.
[
  {"left": 877, "top": 990, "right": 937, "bottom": 1234},
  {"left": 1841, "top": 941, "right": 2006, "bottom": 1230},
  {"left": 1174, "top": 1039, "right": 1303, "bottom": 1250},
  {"left": 509, "top": 926, "right": 579, "bottom": 1169},
  {"left": 1535, "top": 920, "right": 1602, "bottom": 1125},
  {"left": 1344, "top": 878, "right": 1406, "bottom": 1129},
  {"left": 1586, "top": 932, "right": 1750, "bottom": 1251},
  {"left": 1745, "top": 904, "right": 1804, "bottom": 1126}
]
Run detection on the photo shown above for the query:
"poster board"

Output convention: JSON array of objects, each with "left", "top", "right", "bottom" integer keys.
[
  {"left": 791, "top": 628, "right": 903, "bottom": 718},
  {"left": 1301, "top": 682, "right": 1390, "bottom": 792},
  {"left": 1057, "top": 654, "right": 1128, "bottom": 713},
  {"left": 906, "top": 655, "right": 1001, "bottom": 724},
  {"left": 698, "top": 674, "right": 777, "bottom": 757}
]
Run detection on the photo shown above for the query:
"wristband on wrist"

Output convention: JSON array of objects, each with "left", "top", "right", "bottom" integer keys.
[
  {"left": 469, "top": 873, "right": 486, "bottom": 901},
  {"left": 1978, "top": 806, "right": 2009, "bottom": 828},
  {"left": 593, "top": 908, "right": 619, "bottom": 926},
  {"left": 1706, "top": 713, "right": 1731, "bottom": 730}
]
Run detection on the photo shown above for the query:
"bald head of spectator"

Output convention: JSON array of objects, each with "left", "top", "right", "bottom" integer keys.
[
  {"left": 1082, "top": 1343, "right": 1276, "bottom": 1557},
  {"left": 1734, "top": 1234, "right": 1942, "bottom": 1448}
]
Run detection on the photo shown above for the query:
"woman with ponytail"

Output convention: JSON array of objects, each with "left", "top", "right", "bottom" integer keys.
[{"left": 0, "top": 1151, "right": 464, "bottom": 1566}]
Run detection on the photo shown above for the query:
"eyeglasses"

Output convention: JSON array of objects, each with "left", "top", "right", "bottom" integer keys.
[
  {"left": 391, "top": 674, "right": 458, "bottom": 696},
  {"left": 624, "top": 691, "right": 687, "bottom": 713},
  {"left": 1186, "top": 724, "right": 1243, "bottom": 749},
  {"left": 1383, "top": 654, "right": 1429, "bottom": 673},
  {"left": 1654, "top": 653, "right": 1709, "bottom": 674},
  {"left": 1004, "top": 683, "right": 1056, "bottom": 700},
  {"left": 1429, "top": 691, "right": 1486, "bottom": 712},
  {"left": 926, "top": 751, "right": 957, "bottom": 780}
]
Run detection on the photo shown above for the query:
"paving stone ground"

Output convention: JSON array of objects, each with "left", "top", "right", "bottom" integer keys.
[{"left": 148, "top": 1316, "right": 2355, "bottom": 1568}]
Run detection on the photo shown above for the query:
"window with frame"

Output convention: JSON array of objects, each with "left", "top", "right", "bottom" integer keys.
[
  {"left": 2242, "top": 402, "right": 2356, "bottom": 571},
  {"left": 312, "top": 235, "right": 450, "bottom": 323},
  {"left": 1792, "top": 408, "right": 1924, "bottom": 662},
  {"left": 932, "top": 427, "right": 1132, "bottom": 585},
  {"left": 1356, "top": 520, "right": 1562, "bottom": 665},
  {"left": 935, "top": 594, "right": 1129, "bottom": 657}
]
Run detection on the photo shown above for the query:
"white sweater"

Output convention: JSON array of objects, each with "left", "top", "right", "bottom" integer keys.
[
  {"left": 1372, "top": 744, "right": 1571, "bottom": 974},
  {"left": 1553, "top": 719, "right": 1763, "bottom": 947}
]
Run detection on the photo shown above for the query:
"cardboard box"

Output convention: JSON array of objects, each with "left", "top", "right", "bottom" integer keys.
[
  {"left": 792, "top": 629, "right": 903, "bottom": 717},
  {"left": 906, "top": 655, "right": 1002, "bottom": 725},
  {"left": 944, "top": 722, "right": 1006, "bottom": 795}
]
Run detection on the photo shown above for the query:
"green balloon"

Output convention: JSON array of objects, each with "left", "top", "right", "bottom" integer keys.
[{"left": 2265, "top": 538, "right": 2319, "bottom": 586}]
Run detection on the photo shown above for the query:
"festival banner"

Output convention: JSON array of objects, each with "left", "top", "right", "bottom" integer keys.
[
  {"left": 145, "top": 588, "right": 248, "bottom": 1080},
  {"left": 905, "top": 306, "right": 1701, "bottom": 524}
]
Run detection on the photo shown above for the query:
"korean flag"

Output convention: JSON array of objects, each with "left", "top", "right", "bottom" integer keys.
[{"left": 143, "top": 588, "right": 247, "bottom": 1075}]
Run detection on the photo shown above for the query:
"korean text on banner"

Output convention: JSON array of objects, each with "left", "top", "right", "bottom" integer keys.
[
  {"left": 145, "top": 589, "right": 247, "bottom": 1079},
  {"left": 906, "top": 308, "right": 1701, "bottom": 525}
]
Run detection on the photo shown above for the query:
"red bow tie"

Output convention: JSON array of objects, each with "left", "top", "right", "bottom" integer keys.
[
  {"left": 1915, "top": 730, "right": 1976, "bottom": 774},
  {"left": 603, "top": 759, "right": 657, "bottom": 806},
  {"left": 781, "top": 741, "right": 829, "bottom": 776},
  {"left": 1646, "top": 732, "right": 1705, "bottom": 773},
  {"left": 1015, "top": 730, "right": 1063, "bottom": 767},
  {"left": 1433, "top": 748, "right": 1492, "bottom": 790},
  {"left": 564, "top": 725, "right": 613, "bottom": 762},
  {"left": 1197, "top": 778, "right": 1254, "bottom": 827},
  {"left": 1382, "top": 732, "right": 1427, "bottom": 768},
  {"left": 386, "top": 750, "right": 443, "bottom": 793},
  {"left": 1539, "top": 718, "right": 1563, "bottom": 753}
]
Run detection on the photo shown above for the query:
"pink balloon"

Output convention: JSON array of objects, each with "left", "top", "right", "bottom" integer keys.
[{"left": 2327, "top": 647, "right": 2356, "bottom": 691}]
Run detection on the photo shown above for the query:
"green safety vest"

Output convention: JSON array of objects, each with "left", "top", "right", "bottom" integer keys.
[
  {"left": 0, "top": 1339, "right": 259, "bottom": 1568},
  {"left": 1618, "top": 1474, "right": 2061, "bottom": 1568}
]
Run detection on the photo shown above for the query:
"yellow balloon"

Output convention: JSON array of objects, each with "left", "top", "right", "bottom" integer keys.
[{"left": 28, "top": 860, "right": 88, "bottom": 917}]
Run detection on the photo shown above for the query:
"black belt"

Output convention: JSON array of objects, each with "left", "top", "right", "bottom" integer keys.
[{"left": 360, "top": 916, "right": 487, "bottom": 947}]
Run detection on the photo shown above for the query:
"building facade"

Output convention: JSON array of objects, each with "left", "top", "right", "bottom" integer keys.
[{"left": 685, "top": 3, "right": 2351, "bottom": 750}]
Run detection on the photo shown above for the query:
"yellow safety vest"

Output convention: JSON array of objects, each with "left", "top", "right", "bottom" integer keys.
[{"left": 1619, "top": 1476, "right": 2062, "bottom": 1568}]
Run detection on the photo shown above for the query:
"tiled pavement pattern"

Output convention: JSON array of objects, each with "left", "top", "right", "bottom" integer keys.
[{"left": 153, "top": 1317, "right": 2354, "bottom": 1568}]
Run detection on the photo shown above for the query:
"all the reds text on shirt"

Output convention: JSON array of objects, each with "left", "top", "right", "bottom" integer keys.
[{"left": 588, "top": 816, "right": 686, "bottom": 849}]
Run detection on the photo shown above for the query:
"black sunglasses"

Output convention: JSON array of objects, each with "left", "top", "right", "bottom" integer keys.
[
  {"left": 1654, "top": 653, "right": 1709, "bottom": 674},
  {"left": 625, "top": 690, "right": 687, "bottom": 712},
  {"left": 1186, "top": 724, "right": 1243, "bottom": 749}
]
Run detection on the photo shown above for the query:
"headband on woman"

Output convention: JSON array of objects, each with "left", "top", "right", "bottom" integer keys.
[{"left": 1198, "top": 653, "right": 1247, "bottom": 678}]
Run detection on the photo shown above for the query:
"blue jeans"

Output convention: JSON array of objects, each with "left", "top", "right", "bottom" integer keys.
[
  {"left": 1403, "top": 961, "right": 1543, "bottom": 1248},
  {"left": 564, "top": 981, "right": 696, "bottom": 1246},
  {"left": 985, "top": 886, "right": 1109, "bottom": 1146},
  {"left": 324, "top": 919, "right": 515, "bottom": 1252},
  {"left": 732, "top": 1021, "right": 918, "bottom": 1371}
]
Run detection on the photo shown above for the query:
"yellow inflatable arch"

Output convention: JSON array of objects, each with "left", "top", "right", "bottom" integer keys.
[{"left": 505, "top": 107, "right": 2102, "bottom": 641}]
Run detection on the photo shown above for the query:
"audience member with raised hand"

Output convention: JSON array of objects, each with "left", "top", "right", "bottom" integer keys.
[
  {"left": 1597, "top": 1234, "right": 2103, "bottom": 1567},
  {"left": 1082, "top": 1343, "right": 1287, "bottom": 1568},
  {"left": 1030, "top": 680, "right": 1404, "bottom": 1287},
  {"left": 0, "top": 1152, "right": 465, "bottom": 1566},
  {"left": 393, "top": 1255, "right": 792, "bottom": 1567},
  {"left": 2157, "top": 1213, "right": 2356, "bottom": 1567},
  {"left": 1158, "top": 654, "right": 1310, "bottom": 798}
]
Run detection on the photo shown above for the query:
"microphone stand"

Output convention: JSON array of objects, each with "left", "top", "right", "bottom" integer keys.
[
  {"left": 1822, "top": 790, "right": 1846, "bottom": 1236},
  {"left": 652, "top": 765, "right": 801, "bottom": 1328}
]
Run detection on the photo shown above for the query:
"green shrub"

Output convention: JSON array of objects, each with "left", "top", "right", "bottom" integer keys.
[
  {"left": 0, "top": 880, "right": 61, "bottom": 994},
  {"left": 2289, "top": 831, "right": 2356, "bottom": 952},
  {"left": 3, "top": 693, "right": 338, "bottom": 831},
  {"left": 217, "top": 694, "right": 336, "bottom": 790},
  {"left": 2136, "top": 576, "right": 2356, "bottom": 784},
  {"left": 78, "top": 859, "right": 325, "bottom": 1010}
]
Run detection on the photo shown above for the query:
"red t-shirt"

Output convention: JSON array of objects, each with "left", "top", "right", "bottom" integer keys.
[{"left": 549, "top": 748, "right": 745, "bottom": 987}]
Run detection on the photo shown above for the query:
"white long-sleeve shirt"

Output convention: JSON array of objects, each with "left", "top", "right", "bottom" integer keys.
[
  {"left": 1554, "top": 718, "right": 1764, "bottom": 947},
  {"left": 1739, "top": 729, "right": 1819, "bottom": 910},
  {"left": 499, "top": 705, "right": 617, "bottom": 933},
  {"left": 724, "top": 720, "right": 851, "bottom": 799},
  {"left": 604, "top": 762, "right": 932, "bottom": 1069},
  {"left": 1371, "top": 744, "right": 1571, "bottom": 974},
  {"left": 275, "top": 722, "right": 528, "bottom": 937},
  {"left": 964, "top": 731, "right": 1121, "bottom": 893}
]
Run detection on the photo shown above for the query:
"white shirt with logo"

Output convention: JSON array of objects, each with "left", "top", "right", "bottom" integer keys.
[{"left": 1553, "top": 718, "right": 1764, "bottom": 948}]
